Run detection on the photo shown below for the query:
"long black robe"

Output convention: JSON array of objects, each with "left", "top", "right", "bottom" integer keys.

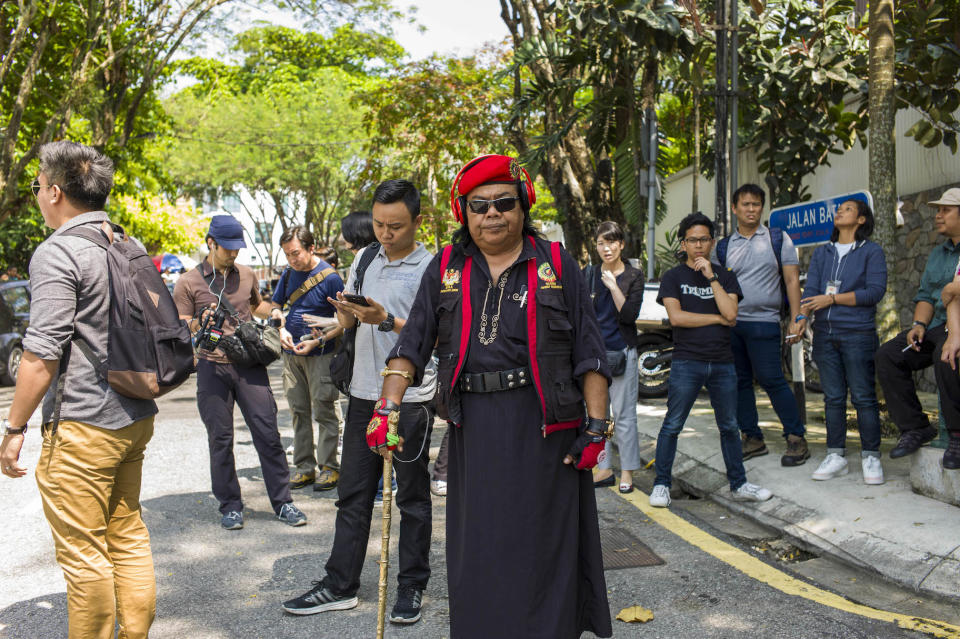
[{"left": 390, "top": 238, "right": 613, "bottom": 639}]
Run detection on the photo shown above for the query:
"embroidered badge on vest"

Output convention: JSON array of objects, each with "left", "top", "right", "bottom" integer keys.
[
  {"left": 537, "top": 262, "right": 561, "bottom": 289},
  {"left": 441, "top": 268, "right": 461, "bottom": 293}
]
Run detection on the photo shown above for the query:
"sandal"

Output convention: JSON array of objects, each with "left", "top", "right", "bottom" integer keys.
[{"left": 618, "top": 483, "right": 634, "bottom": 494}]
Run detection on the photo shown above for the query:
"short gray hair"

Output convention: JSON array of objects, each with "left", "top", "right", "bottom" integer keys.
[{"left": 38, "top": 141, "right": 114, "bottom": 210}]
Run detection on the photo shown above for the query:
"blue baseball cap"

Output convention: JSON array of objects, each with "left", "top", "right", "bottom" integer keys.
[{"left": 208, "top": 215, "right": 246, "bottom": 250}]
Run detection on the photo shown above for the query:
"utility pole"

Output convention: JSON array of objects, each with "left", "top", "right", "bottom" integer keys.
[
  {"left": 646, "top": 106, "right": 658, "bottom": 282},
  {"left": 713, "top": 0, "right": 729, "bottom": 236},
  {"left": 729, "top": 0, "right": 740, "bottom": 194}
]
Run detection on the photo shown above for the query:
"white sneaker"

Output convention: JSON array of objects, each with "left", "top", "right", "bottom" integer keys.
[
  {"left": 862, "top": 456, "right": 885, "bottom": 485},
  {"left": 731, "top": 481, "right": 772, "bottom": 502},
  {"left": 430, "top": 479, "right": 447, "bottom": 496},
  {"left": 812, "top": 453, "right": 849, "bottom": 481},
  {"left": 649, "top": 484, "right": 671, "bottom": 507}
]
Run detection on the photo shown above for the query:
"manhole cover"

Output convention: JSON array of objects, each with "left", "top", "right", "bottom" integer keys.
[{"left": 601, "top": 527, "right": 664, "bottom": 571}]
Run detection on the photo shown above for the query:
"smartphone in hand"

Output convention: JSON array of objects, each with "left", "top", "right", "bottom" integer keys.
[{"left": 342, "top": 293, "right": 370, "bottom": 307}]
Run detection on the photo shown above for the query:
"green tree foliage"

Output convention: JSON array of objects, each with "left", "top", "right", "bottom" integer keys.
[
  {"left": 111, "top": 194, "right": 207, "bottom": 255},
  {"left": 737, "top": 0, "right": 869, "bottom": 206},
  {"left": 898, "top": 0, "right": 960, "bottom": 152},
  {"left": 0, "top": 1, "right": 398, "bottom": 270},
  {"left": 358, "top": 52, "right": 513, "bottom": 252},
  {"left": 164, "top": 24, "right": 398, "bottom": 268},
  {"left": 655, "top": 0, "right": 960, "bottom": 208},
  {"left": 501, "top": 0, "right": 694, "bottom": 262},
  {"left": 0, "top": 0, "right": 230, "bottom": 223}
]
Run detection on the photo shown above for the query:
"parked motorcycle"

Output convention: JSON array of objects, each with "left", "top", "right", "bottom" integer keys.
[{"left": 633, "top": 282, "right": 820, "bottom": 398}]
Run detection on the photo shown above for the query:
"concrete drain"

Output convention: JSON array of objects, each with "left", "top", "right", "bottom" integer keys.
[
  {"left": 752, "top": 538, "right": 817, "bottom": 564},
  {"left": 601, "top": 527, "right": 665, "bottom": 570}
]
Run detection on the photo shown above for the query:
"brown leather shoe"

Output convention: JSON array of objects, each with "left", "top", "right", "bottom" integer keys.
[
  {"left": 741, "top": 433, "right": 769, "bottom": 460},
  {"left": 314, "top": 467, "right": 340, "bottom": 491},
  {"left": 290, "top": 470, "right": 316, "bottom": 489},
  {"left": 781, "top": 434, "right": 810, "bottom": 467}
]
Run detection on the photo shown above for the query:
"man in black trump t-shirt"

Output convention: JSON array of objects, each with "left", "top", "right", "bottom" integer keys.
[{"left": 649, "top": 212, "right": 774, "bottom": 508}]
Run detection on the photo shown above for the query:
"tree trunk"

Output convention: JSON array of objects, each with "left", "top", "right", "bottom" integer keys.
[
  {"left": 869, "top": 0, "right": 899, "bottom": 339},
  {"left": 499, "top": 0, "right": 615, "bottom": 261}
]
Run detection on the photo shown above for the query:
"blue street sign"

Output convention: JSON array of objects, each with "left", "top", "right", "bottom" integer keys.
[{"left": 769, "top": 190, "right": 874, "bottom": 247}]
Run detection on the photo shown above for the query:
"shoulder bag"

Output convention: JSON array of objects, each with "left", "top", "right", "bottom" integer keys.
[{"left": 329, "top": 242, "right": 380, "bottom": 393}]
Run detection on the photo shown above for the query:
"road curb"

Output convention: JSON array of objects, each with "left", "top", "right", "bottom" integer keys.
[{"left": 635, "top": 434, "right": 960, "bottom": 604}]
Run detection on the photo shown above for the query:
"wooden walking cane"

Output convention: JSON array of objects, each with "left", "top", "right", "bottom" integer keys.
[{"left": 376, "top": 413, "right": 399, "bottom": 639}]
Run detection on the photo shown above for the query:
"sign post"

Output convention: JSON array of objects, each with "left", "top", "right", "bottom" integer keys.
[{"left": 769, "top": 190, "right": 874, "bottom": 247}]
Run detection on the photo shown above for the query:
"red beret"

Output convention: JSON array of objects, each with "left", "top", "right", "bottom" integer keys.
[
  {"left": 450, "top": 155, "right": 536, "bottom": 222},
  {"left": 455, "top": 154, "right": 523, "bottom": 196}
]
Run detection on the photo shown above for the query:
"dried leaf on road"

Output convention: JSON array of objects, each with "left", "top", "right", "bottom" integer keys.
[{"left": 616, "top": 605, "right": 654, "bottom": 623}]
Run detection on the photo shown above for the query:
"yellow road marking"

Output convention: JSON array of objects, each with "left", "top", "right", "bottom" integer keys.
[{"left": 613, "top": 487, "right": 960, "bottom": 638}]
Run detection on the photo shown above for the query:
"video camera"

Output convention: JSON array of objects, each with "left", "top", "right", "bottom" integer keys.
[{"left": 195, "top": 306, "right": 228, "bottom": 352}]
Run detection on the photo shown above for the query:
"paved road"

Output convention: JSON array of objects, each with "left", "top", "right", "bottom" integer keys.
[{"left": 0, "top": 368, "right": 953, "bottom": 638}]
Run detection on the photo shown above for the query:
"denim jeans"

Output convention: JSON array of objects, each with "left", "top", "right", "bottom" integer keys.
[
  {"left": 654, "top": 359, "right": 747, "bottom": 491},
  {"left": 812, "top": 330, "right": 881, "bottom": 455},
  {"left": 599, "top": 346, "right": 642, "bottom": 471},
  {"left": 730, "top": 320, "right": 805, "bottom": 440}
]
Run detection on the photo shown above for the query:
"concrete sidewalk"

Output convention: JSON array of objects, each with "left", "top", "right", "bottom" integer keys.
[{"left": 632, "top": 391, "right": 960, "bottom": 602}]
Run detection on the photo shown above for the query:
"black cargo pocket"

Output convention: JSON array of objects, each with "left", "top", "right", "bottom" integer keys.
[
  {"left": 435, "top": 352, "right": 457, "bottom": 420},
  {"left": 546, "top": 358, "right": 583, "bottom": 422},
  {"left": 437, "top": 296, "right": 460, "bottom": 351}
]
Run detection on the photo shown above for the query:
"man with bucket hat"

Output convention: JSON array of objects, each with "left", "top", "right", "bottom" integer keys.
[
  {"left": 365, "top": 155, "right": 614, "bottom": 638},
  {"left": 174, "top": 215, "right": 307, "bottom": 528},
  {"left": 876, "top": 187, "right": 960, "bottom": 468}
]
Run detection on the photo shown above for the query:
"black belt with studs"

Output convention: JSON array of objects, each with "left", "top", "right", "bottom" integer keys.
[{"left": 457, "top": 366, "right": 531, "bottom": 393}]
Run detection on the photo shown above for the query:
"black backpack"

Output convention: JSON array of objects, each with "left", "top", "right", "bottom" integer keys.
[
  {"left": 329, "top": 242, "right": 380, "bottom": 394},
  {"left": 59, "top": 222, "right": 195, "bottom": 401},
  {"left": 716, "top": 226, "right": 790, "bottom": 318}
]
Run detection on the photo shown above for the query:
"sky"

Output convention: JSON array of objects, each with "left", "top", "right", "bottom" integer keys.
[{"left": 391, "top": 0, "right": 511, "bottom": 60}]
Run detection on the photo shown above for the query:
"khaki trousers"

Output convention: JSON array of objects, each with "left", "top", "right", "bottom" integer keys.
[
  {"left": 35, "top": 417, "right": 156, "bottom": 639},
  {"left": 282, "top": 351, "right": 341, "bottom": 472}
]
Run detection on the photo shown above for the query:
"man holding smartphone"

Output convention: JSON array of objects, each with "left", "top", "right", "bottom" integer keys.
[
  {"left": 270, "top": 226, "right": 345, "bottom": 492},
  {"left": 283, "top": 180, "right": 437, "bottom": 625}
]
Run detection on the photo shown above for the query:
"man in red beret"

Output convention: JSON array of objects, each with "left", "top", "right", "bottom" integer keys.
[{"left": 371, "top": 155, "right": 614, "bottom": 638}]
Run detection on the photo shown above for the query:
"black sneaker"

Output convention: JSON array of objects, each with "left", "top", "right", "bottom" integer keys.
[
  {"left": 943, "top": 436, "right": 960, "bottom": 470},
  {"left": 389, "top": 584, "right": 423, "bottom": 624},
  {"left": 890, "top": 426, "right": 938, "bottom": 459},
  {"left": 282, "top": 580, "right": 358, "bottom": 615}
]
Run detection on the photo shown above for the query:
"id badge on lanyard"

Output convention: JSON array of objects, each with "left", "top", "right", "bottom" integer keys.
[{"left": 825, "top": 280, "right": 841, "bottom": 296}]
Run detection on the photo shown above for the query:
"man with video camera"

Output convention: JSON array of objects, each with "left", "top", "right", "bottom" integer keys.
[{"left": 173, "top": 215, "right": 306, "bottom": 530}]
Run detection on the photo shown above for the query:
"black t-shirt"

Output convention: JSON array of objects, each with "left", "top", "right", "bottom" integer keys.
[{"left": 657, "top": 263, "right": 743, "bottom": 363}]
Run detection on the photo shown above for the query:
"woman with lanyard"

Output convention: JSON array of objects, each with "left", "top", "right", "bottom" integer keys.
[
  {"left": 586, "top": 221, "right": 646, "bottom": 493},
  {"left": 800, "top": 199, "right": 888, "bottom": 485}
]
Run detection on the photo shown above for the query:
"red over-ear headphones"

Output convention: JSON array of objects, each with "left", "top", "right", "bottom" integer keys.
[{"left": 449, "top": 155, "right": 537, "bottom": 224}]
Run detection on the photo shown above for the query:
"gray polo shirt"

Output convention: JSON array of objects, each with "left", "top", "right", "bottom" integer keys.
[
  {"left": 23, "top": 212, "right": 158, "bottom": 430},
  {"left": 346, "top": 242, "right": 437, "bottom": 403},
  {"left": 712, "top": 225, "right": 799, "bottom": 323}
]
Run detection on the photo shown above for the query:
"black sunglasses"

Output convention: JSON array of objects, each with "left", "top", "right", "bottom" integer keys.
[{"left": 467, "top": 197, "right": 519, "bottom": 214}]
